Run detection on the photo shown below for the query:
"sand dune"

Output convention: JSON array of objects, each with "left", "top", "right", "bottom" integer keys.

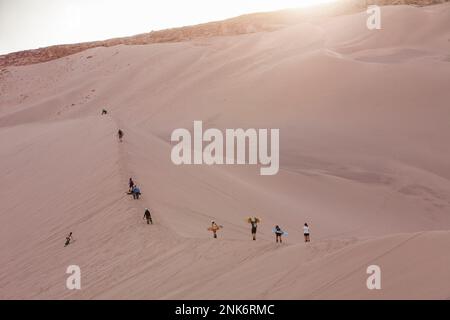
[
  {"left": 0, "top": 4, "right": 450, "bottom": 299},
  {"left": 1, "top": 1, "right": 447, "bottom": 68}
]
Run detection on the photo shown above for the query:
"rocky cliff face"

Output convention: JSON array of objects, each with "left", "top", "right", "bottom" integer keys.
[{"left": 0, "top": 0, "right": 447, "bottom": 68}]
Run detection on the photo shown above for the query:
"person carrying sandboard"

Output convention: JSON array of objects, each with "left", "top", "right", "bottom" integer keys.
[
  {"left": 273, "top": 225, "right": 286, "bottom": 243},
  {"left": 247, "top": 217, "right": 260, "bottom": 241},
  {"left": 208, "top": 221, "right": 222, "bottom": 239}
]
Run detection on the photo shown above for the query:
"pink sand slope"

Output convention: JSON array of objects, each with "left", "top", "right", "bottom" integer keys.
[{"left": 0, "top": 4, "right": 450, "bottom": 299}]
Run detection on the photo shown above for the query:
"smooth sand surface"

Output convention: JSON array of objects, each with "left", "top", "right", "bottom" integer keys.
[{"left": 1, "top": 4, "right": 449, "bottom": 299}]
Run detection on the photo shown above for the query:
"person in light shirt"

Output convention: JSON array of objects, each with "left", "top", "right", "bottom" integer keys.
[{"left": 303, "top": 223, "right": 310, "bottom": 243}]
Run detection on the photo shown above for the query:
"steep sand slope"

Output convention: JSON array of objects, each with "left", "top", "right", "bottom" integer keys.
[{"left": 0, "top": 4, "right": 449, "bottom": 299}]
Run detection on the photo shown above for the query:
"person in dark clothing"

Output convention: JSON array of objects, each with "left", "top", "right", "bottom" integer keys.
[
  {"left": 101, "top": 109, "right": 108, "bottom": 115},
  {"left": 64, "top": 232, "right": 73, "bottom": 247},
  {"left": 249, "top": 217, "right": 259, "bottom": 241},
  {"left": 143, "top": 208, "right": 153, "bottom": 225},
  {"left": 118, "top": 129, "right": 124, "bottom": 142},
  {"left": 128, "top": 178, "right": 135, "bottom": 192},
  {"left": 274, "top": 225, "right": 283, "bottom": 243}
]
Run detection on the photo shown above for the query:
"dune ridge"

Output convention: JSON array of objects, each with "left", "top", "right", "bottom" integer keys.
[{"left": 1, "top": 0, "right": 449, "bottom": 68}]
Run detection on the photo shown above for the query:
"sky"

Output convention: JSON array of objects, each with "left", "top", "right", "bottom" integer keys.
[{"left": 0, "top": 0, "right": 338, "bottom": 55}]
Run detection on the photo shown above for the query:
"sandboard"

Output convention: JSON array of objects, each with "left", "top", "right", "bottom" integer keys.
[
  {"left": 207, "top": 225, "right": 223, "bottom": 232},
  {"left": 272, "top": 228, "right": 288, "bottom": 236},
  {"left": 246, "top": 217, "right": 261, "bottom": 223}
]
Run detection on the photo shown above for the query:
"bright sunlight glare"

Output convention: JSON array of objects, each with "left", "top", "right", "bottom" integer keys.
[{"left": 0, "top": 0, "right": 339, "bottom": 54}]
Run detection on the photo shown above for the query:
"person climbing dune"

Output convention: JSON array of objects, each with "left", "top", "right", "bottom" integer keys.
[
  {"left": 128, "top": 178, "right": 135, "bottom": 192},
  {"left": 118, "top": 129, "right": 124, "bottom": 142},
  {"left": 248, "top": 217, "right": 260, "bottom": 241},
  {"left": 143, "top": 208, "right": 153, "bottom": 225},
  {"left": 274, "top": 225, "right": 284, "bottom": 243},
  {"left": 132, "top": 185, "right": 141, "bottom": 199},
  {"left": 64, "top": 232, "right": 73, "bottom": 247},
  {"left": 303, "top": 223, "right": 310, "bottom": 243},
  {"left": 208, "top": 221, "right": 221, "bottom": 239}
]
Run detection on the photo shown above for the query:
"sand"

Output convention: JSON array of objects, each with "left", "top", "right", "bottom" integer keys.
[{"left": 0, "top": 4, "right": 449, "bottom": 299}]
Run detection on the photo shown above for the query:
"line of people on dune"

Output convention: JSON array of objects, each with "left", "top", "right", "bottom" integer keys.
[
  {"left": 64, "top": 122, "right": 311, "bottom": 246},
  {"left": 127, "top": 174, "right": 311, "bottom": 244},
  {"left": 208, "top": 219, "right": 311, "bottom": 243},
  {"left": 120, "top": 127, "right": 311, "bottom": 244}
]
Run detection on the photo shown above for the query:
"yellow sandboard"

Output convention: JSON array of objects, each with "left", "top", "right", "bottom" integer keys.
[{"left": 246, "top": 217, "right": 261, "bottom": 223}]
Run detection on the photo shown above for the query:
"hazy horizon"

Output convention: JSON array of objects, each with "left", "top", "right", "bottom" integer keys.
[{"left": 0, "top": 0, "right": 337, "bottom": 55}]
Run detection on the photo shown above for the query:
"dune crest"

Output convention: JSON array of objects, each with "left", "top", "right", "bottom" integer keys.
[{"left": 1, "top": 0, "right": 448, "bottom": 68}]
